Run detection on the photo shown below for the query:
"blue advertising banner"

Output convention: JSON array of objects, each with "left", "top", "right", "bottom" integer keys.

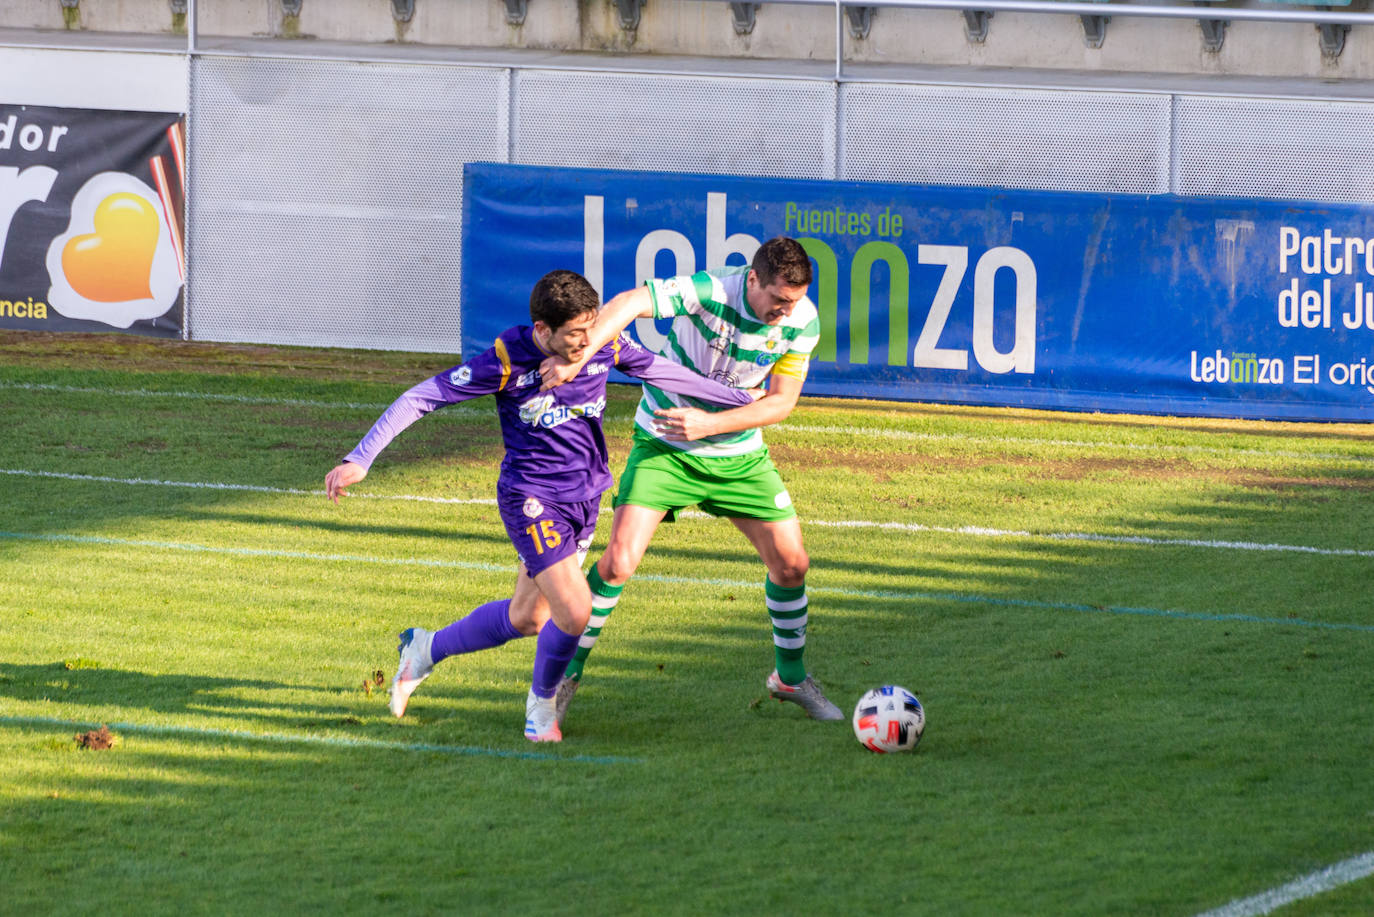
[{"left": 462, "top": 163, "right": 1374, "bottom": 422}]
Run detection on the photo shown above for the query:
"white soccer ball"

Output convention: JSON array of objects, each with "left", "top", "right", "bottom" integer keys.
[{"left": 853, "top": 685, "right": 925, "bottom": 753}]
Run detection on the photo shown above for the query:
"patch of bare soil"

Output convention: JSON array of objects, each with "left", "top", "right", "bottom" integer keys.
[{"left": 74, "top": 725, "right": 117, "bottom": 750}]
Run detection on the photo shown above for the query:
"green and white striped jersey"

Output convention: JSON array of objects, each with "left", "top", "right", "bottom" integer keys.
[{"left": 636, "top": 266, "right": 820, "bottom": 457}]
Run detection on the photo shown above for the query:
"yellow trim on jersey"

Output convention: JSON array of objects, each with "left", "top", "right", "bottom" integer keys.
[
  {"left": 772, "top": 351, "right": 810, "bottom": 381},
  {"left": 612, "top": 335, "right": 623, "bottom": 365},
  {"left": 493, "top": 337, "right": 512, "bottom": 390}
]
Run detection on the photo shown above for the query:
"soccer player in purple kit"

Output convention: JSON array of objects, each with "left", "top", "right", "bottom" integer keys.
[{"left": 324, "top": 270, "right": 754, "bottom": 743}]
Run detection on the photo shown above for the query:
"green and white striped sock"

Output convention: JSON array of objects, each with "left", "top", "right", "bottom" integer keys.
[
  {"left": 765, "top": 576, "right": 808, "bottom": 686},
  {"left": 563, "top": 565, "right": 624, "bottom": 682}
]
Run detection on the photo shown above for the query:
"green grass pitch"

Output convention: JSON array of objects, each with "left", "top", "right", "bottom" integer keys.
[{"left": 1, "top": 331, "right": 1371, "bottom": 915}]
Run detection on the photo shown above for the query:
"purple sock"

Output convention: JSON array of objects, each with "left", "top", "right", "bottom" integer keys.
[
  {"left": 530, "top": 620, "right": 581, "bottom": 698},
  {"left": 430, "top": 599, "right": 523, "bottom": 664}
]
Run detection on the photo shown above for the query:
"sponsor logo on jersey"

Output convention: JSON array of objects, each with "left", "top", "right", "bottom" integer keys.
[
  {"left": 518, "top": 393, "right": 607, "bottom": 429},
  {"left": 710, "top": 369, "right": 742, "bottom": 387},
  {"left": 522, "top": 497, "right": 544, "bottom": 518},
  {"left": 451, "top": 365, "right": 473, "bottom": 386},
  {"left": 586, "top": 362, "right": 609, "bottom": 376},
  {"left": 755, "top": 353, "right": 779, "bottom": 367},
  {"left": 519, "top": 394, "right": 555, "bottom": 424},
  {"left": 515, "top": 369, "right": 540, "bottom": 388}
]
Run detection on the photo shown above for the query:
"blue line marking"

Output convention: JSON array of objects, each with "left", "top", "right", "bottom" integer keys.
[
  {"left": 0, "top": 714, "right": 642, "bottom": 765},
  {"left": 635, "top": 572, "right": 1374, "bottom": 633}
]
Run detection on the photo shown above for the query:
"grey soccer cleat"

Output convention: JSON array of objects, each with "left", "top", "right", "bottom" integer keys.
[
  {"left": 766, "top": 671, "right": 844, "bottom": 721},
  {"left": 553, "top": 675, "right": 580, "bottom": 726}
]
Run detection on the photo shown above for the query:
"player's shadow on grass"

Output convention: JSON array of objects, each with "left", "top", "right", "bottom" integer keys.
[
  {"left": 0, "top": 660, "right": 558, "bottom": 741},
  {"left": 0, "top": 661, "right": 372, "bottom": 727},
  {"left": 174, "top": 507, "right": 516, "bottom": 548}
]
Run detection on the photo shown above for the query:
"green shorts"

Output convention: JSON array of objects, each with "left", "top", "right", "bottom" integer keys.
[{"left": 614, "top": 430, "right": 797, "bottom": 522}]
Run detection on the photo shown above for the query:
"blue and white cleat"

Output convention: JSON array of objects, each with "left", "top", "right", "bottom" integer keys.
[
  {"left": 389, "top": 627, "right": 435, "bottom": 718},
  {"left": 524, "top": 689, "right": 563, "bottom": 743}
]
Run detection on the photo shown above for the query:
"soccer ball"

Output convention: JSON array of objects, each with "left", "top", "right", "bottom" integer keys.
[{"left": 852, "top": 685, "right": 925, "bottom": 753}]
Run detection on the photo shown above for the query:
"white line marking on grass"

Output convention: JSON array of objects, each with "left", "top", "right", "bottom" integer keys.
[
  {"left": 5, "top": 466, "right": 1370, "bottom": 559},
  {"left": 5, "top": 530, "right": 1373, "bottom": 634},
  {"left": 777, "top": 421, "right": 1374, "bottom": 464},
  {"left": 0, "top": 530, "right": 514, "bottom": 573},
  {"left": 1, "top": 381, "right": 398, "bottom": 411},
  {"left": 0, "top": 468, "right": 496, "bottom": 505},
  {"left": 6, "top": 380, "right": 1369, "bottom": 463},
  {"left": 0, "top": 381, "right": 485, "bottom": 417},
  {"left": 796, "top": 518, "right": 1374, "bottom": 559},
  {"left": 0, "top": 714, "right": 641, "bottom": 765},
  {"left": 1195, "top": 851, "right": 1374, "bottom": 917}
]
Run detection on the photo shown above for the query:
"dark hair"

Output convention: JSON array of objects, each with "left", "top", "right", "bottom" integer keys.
[
  {"left": 751, "top": 236, "right": 813, "bottom": 288},
  {"left": 529, "top": 270, "right": 600, "bottom": 329}
]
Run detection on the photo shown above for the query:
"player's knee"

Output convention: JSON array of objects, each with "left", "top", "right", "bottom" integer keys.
[
  {"left": 567, "top": 605, "right": 591, "bottom": 634},
  {"left": 771, "top": 550, "right": 810, "bottom": 587},
  {"left": 597, "top": 548, "right": 638, "bottom": 585},
  {"left": 551, "top": 602, "right": 591, "bottom": 635},
  {"left": 510, "top": 604, "right": 545, "bottom": 637},
  {"left": 509, "top": 591, "right": 548, "bottom": 636}
]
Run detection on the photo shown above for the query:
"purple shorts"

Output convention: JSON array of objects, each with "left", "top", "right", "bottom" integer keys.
[{"left": 496, "top": 487, "right": 601, "bottom": 578}]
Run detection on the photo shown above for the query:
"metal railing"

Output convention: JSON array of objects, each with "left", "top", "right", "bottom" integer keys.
[
  {"left": 2, "top": 0, "right": 1367, "bottom": 74},
  {"left": 170, "top": 0, "right": 1374, "bottom": 74}
]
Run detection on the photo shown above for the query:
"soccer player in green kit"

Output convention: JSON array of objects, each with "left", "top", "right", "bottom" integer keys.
[{"left": 540, "top": 237, "right": 843, "bottom": 724}]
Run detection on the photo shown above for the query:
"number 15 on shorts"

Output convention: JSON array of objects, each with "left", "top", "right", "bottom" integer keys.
[{"left": 524, "top": 519, "right": 562, "bottom": 555}]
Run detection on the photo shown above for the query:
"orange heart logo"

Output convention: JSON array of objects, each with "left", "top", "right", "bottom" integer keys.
[{"left": 61, "top": 192, "right": 160, "bottom": 303}]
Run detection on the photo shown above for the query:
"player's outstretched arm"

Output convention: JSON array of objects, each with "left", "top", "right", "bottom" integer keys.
[
  {"left": 328, "top": 360, "right": 500, "bottom": 502},
  {"left": 325, "top": 461, "right": 367, "bottom": 504},
  {"left": 653, "top": 373, "right": 804, "bottom": 441},
  {"left": 539, "top": 286, "right": 654, "bottom": 390},
  {"left": 627, "top": 351, "right": 756, "bottom": 408}
]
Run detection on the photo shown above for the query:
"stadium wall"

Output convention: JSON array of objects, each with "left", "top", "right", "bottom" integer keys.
[
  {"left": 178, "top": 49, "right": 1374, "bottom": 357},
  {"left": 2, "top": 0, "right": 1373, "bottom": 80},
  {"left": 1, "top": 23, "right": 1372, "bottom": 417}
]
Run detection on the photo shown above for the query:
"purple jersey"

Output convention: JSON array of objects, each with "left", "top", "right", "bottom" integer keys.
[{"left": 344, "top": 327, "right": 755, "bottom": 502}]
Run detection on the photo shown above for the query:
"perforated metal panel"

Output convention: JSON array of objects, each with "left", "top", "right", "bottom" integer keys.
[
  {"left": 188, "top": 57, "right": 509, "bottom": 352},
  {"left": 1174, "top": 95, "right": 1374, "bottom": 203},
  {"left": 182, "top": 53, "right": 1374, "bottom": 354},
  {"left": 513, "top": 70, "right": 836, "bottom": 179},
  {"left": 841, "top": 83, "right": 1171, "bottom": 194}
]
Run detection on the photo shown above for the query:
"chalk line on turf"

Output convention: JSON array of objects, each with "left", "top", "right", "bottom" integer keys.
[
  {"left": 3, "top": 529, "right": 1372, "bottom": 634},
  {"left": 1195, "top": 851, "right": 1374, "bottom": 917},
  {"left": 3, "top": 466, "right": 1370, "bottom": 559},
  {"left": 0, "top": 467, "right": 495, "bottom": 505},
  {"left": 0, "top": 713, "right": 642, "bottom": 765},
  {"left": 3, "top": 380, "right": 1369, "bottom": 464}
]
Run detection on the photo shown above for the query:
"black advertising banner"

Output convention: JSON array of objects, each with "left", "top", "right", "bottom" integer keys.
[{"left": 0, "top": 104, "right": 184, "bottom": 336}]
